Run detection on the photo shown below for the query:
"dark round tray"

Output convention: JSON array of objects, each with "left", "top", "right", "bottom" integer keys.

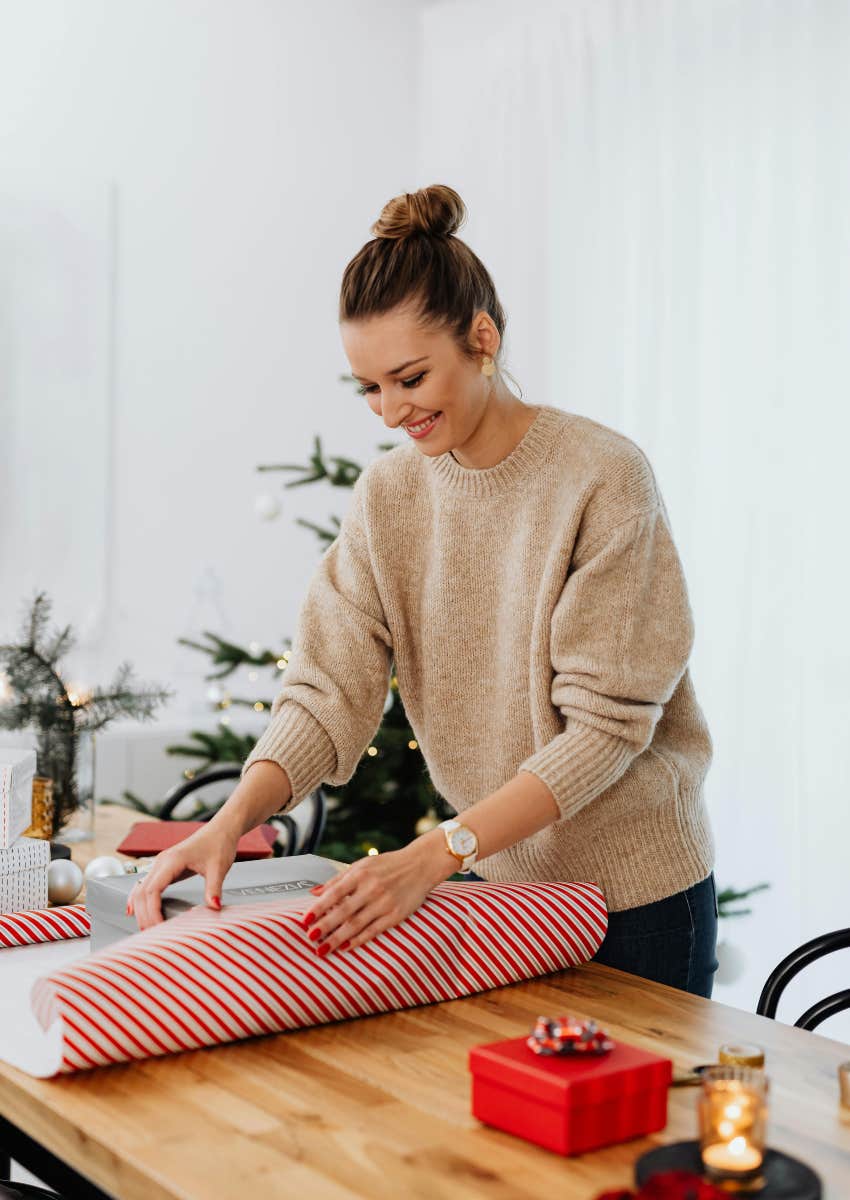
[{"left": 635, "top": 1141, "right": 821, "bottom": 1199}]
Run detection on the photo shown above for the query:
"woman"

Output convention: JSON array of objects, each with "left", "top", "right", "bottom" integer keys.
[{"left": 129, "top": 184, "right": 719, "bottom": 998}]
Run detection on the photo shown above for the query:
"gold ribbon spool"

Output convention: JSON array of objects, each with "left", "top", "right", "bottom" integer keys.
[
  {"left": 839, "top": 1061, "right": 850, "bottom": 1109},
  {"left": 718, "top": 1042, "right": 765, "bottom": 1068}
]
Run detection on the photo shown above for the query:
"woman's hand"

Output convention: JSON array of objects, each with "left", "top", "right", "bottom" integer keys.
[
  {"left": 126, "top": 821, "right": 241, "bottom": 930},
  {"left": 301, "top": 835, "right": 454, "bottom": 955}
]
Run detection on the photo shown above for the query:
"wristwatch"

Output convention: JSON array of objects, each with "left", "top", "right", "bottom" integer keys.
[{"left": 437, "top": 818, "right": 479, "bottom": 873}]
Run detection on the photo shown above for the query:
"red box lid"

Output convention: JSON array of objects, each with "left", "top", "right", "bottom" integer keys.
[{"left": 469, "top": 1035, "right": 672, "bottom": 1108}]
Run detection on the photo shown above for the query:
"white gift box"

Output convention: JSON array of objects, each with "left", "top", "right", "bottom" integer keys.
[
  {"left": 0, "top": 836, "right": 50, "bottom": 915},
  {"left": 1, "top": 748, "right": 38, "bottom": 849}
]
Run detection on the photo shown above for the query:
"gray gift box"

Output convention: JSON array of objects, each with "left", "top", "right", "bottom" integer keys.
[{"left": 85, "top": 854, "right": 341, "bottom": 952}]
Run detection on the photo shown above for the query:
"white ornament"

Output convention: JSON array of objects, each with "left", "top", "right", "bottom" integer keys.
[
  {"left": 47, "top": 859, "right": 84, "bottom": 905},
  {"left": 383, "top": 687, "right": 394, "bottom": 714},
  {"left": 254, "top": 494, "right": 281, "bottom": 521},
  {"left": 415, "top": 809, "right": 440, "bottom": 836},
  {"left": 84, "top": 854, "right": 127, "bottom": 881},
  {"left": 715, "top": 938, "right": 747, "bottom": 985}
]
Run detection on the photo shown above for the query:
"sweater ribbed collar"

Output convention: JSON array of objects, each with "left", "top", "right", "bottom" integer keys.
[{"left": 428, "top": 404, "right": 566, "bottom": 497}]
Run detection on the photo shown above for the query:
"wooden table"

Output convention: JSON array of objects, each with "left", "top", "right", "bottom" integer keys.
[{"left": 1, "top": 802, "right": 849, "bottom": 1199}]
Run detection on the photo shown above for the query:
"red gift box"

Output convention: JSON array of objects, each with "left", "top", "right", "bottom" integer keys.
[{"left": 469, "top": 1034, "right": 672, "bottom": 1156}]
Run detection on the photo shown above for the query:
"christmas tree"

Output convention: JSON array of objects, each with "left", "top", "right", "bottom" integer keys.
[{"left": 168, "top": 379, "right": 455, "bottom": 860}]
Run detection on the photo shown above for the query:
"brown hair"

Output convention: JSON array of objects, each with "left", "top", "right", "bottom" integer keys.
[{"left": 339, "top": 184, "right": 520, "bottom": 392}]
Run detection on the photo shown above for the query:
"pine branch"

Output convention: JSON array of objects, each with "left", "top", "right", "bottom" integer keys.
[
  {"left": 177, "top": 632, "right": 288, "bottom": 678},
  {"left": 295, "top": 515, "right": 342, "bottom": 548},
  {"left": 257, "top": 432, "right": 363, "bottom": 488},
  {"left": 717, "top": 881, "right": 771, "bottom": 919}
]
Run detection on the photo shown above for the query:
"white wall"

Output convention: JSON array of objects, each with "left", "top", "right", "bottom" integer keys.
[{"left": 0, "top": 0, "right": 422, "bottom": 745}]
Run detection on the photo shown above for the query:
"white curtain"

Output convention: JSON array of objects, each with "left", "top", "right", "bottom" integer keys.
[{"left": 420, "top": 0, "right": 850, "bottom": 1028}]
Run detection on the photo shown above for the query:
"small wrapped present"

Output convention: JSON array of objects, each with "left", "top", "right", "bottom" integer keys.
[
  {"left": 1, "top": 748, "right": 38, "bottom": 849},
  {"left": 0, "top": 836, "right": 50, "bottom": 915},
  {"left": 469, "top": 1027, "right": 672, "bottom": 1155}
]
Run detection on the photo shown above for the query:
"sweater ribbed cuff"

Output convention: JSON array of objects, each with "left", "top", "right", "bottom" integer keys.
[
  {"left": 517, "top": 721, "right": 636, "bottom": 821},
  {"left": 240, "top": 702, "right": 337, "bottom": 806}
]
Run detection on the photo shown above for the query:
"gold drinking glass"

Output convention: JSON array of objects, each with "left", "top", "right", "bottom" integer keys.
[{"left": 23, "top": 776, "right": 55, "bottom": 840}]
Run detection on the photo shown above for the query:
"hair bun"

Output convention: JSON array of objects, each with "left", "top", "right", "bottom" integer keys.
[{"left": 371, "top": 184, "right": 466, "bottom": 241}]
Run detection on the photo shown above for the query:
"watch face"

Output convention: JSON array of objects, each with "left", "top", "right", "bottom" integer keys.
[{"left": 450, "top": 827, "right": 477, "bottom": 856}]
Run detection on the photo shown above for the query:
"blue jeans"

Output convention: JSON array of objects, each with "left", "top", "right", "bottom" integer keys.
[{"left": 462, "top": 870, "right": 719, "bottom": 999}]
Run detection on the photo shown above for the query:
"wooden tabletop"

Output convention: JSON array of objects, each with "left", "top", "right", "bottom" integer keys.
[{"left": 1, "top": 802, "right": 849, "bottom": 1199}]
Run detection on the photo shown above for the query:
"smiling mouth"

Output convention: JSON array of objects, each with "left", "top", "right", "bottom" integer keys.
[{"left": 404, "top": 412, "right": 442, "bottom": 437}]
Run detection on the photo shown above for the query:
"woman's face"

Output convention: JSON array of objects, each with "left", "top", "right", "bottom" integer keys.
[{"left": 340, "top": 306, "right": 494, "bottom": 456}]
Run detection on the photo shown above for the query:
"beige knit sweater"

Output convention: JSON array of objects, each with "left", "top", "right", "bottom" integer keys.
[{"left": 241, "top": 404, "right": 715, "bottom": 912}]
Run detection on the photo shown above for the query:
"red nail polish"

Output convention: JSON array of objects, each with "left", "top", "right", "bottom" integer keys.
[
  {"left": 210, "top": 896, "right": 221, "bottom": 910},
  {"left": 125, "top": 903, "right": 131, "bottom": 916},
  {"left": 337, "top": 940, "right": 350, "bottom": 952},
  {"left": 302, "top": 911, "right": 316, "bottom": 927},
  {"left": 308, "top": 926, "right": 323, "bottom": 942},
  {"left": 317, "top": 943, "right": 330, "bottom": 957},
  {"left": 310, "top": 885, "right": 324, "bottom": 895}
]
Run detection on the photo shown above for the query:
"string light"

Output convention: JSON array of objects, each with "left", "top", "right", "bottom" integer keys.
[
  {"left": 253, "top": 701, "right": 265, "bottom": 712},
  {"left": 366, "top": 746, "right": 378, "bottom": 757},
  {"left": 367, "top": 847, "right": 379, "bottom": 856},
  {"left": 66, "top": 682, "right": 93, "bottom": 707},
  {"left": 408, "top": 740, "right": 418, "bottom": 750},
  {"left": 276, "top": 659, "right": 287, "bottom": 670}
]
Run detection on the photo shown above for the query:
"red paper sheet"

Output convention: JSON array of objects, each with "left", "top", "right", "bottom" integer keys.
[{"left": 115, "top": 820, "right": 275, "bottom": 859}]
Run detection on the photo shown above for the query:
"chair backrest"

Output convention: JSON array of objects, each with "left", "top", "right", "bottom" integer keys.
[
  {"left": 756, "top": 928, "right": 850, "bottom": 1031},
  {"left": 157, "top": 767, "right": 327, "bottom": 856}
]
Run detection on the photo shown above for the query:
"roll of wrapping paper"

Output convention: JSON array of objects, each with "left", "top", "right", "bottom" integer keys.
[
  {"left": 21, "top": 880, "right": 608, "bottom": 1077},
  {"left": 0, "top": 903, "right": 90, "bottom": 948}
]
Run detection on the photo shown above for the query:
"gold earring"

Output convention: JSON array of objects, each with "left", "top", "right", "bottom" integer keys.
[{"left": 481, "top": 355, "right": 496, "bottom": 378}]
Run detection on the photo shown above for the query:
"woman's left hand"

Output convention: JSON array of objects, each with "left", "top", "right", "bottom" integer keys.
[{"left": 300, "top": 839, "right": 450, "bottom": 955}]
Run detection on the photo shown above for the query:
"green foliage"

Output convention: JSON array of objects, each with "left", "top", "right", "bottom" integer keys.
[
  {"left": 0, "top": 591, "right": 172, "bottom": 833},
  {"left": 716, "top": 881, "right": 770, "bottom": 919}
]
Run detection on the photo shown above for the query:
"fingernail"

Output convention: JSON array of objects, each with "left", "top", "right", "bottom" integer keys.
[
  {"left": 308, "top": 926, "right": 323, "bottom": 942},
  {"left": 317, "top": 943, "right": 330, "bottom": 957},
  {"left": 125, "top": 903, "right": 131, "bottom": 915},
  {"left": 302, "top": 911, "right": 317, "bottom": 927},
  {"left": 336, "top": 940, "right": 350, "bottom": 953},
  {"left": 210, "top": 896, "right": 221, "bottom": 910},
  {"left": 310, "top": 885, "right": 324, "bottom": 895}
]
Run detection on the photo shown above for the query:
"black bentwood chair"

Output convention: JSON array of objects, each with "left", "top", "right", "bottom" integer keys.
[
  {"left": 756, "top": 928, "right": 850, "bottom": 1031},
  {"left": 0, "top": 1182, "right": 64, "bottom": 1198},
  {"left": 157, "top": 764, "right": 327, "bottom": 857}
]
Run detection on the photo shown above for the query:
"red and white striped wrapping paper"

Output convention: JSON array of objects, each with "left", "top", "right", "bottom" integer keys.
[
  {"left": 0, "top": 903, "right": 90, "bottom": 948},
  {"left": 27, "top": 880, "right": 607, "bottom": 1076}
]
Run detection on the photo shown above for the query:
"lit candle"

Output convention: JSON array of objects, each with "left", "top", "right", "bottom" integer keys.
[
  {"left": 699, "top": 1066, "right": 768, "bottom": 1183},
  {"left": 702, "top": 1137, "right": 764, "bottom": 1171}
]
